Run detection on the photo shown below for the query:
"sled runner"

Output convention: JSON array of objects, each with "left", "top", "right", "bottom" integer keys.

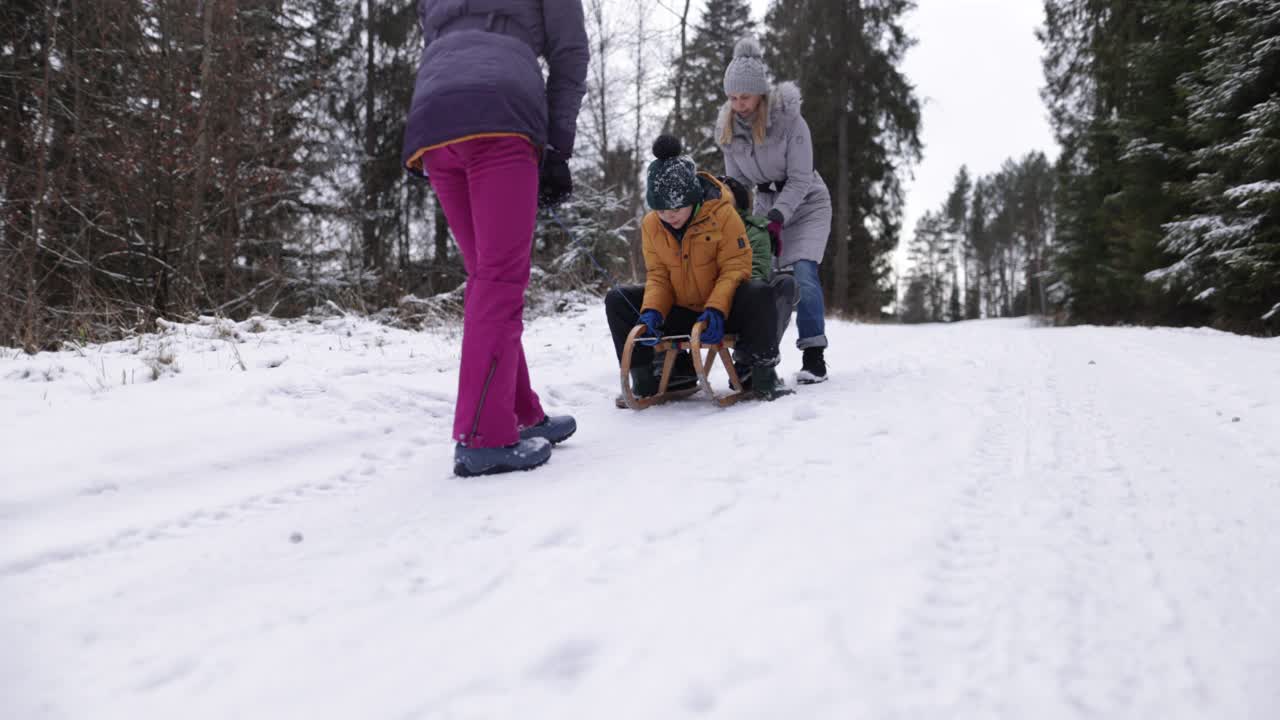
[{"left": 618, "top": 321, "right": 751, "bottom": 410}]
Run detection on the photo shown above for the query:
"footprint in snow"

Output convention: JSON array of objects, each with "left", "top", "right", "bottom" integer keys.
[
  {"left": 527, "top": 638, "right": 600, "bottom": 689},
  {"left": 793, "top": 404, "right": 819, "bottom": 421},
  {"left": 682, "top": 682, "right": 718, "bottom": 713},
  {"left": 535, "top": 525, "right": 578, "bottom": 549}
]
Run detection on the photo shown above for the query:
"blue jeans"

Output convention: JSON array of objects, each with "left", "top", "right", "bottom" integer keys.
[{"left": 791, "top": 260, "right": 827, "bottom": 349}]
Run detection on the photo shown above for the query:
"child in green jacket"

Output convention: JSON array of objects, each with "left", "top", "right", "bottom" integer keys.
[
  {"left": 720, "top": 176, "right": 774, "bottom": 280},
  {"left": 719, "top": 175, "right": 798, "bottom": 350}
]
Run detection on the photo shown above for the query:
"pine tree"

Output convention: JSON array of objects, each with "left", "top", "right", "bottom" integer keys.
[
  {"left": 964, "top": 155, "right": 1057, "bottom": 317},
  {"left": 0, "top": 0, "right": 375, "bottom": 348},
  {"left": 987, "top": 163, "right": 1020, "bottom": 316},
  {"left": 1014, "top": 152, "right": 1055, "bottom": 316},
  {"left": 912, "top": 156, "right": 1055, "bottom": 321},
  {"left": 1039, "top": 0, "right": 1205, "bottom": 325},
  {"left": 966, "top": 178, "right": 993, "bottom": 318},
  {"left": 1040, "top": 0, "right": 1125, "bottom": 323},
  {"left": 904, "top": 210, "right": 948, "bottom": 321},
  {"left": 943, "top": 166, "right": 970, "bottom": 320},
  {"left": 1156, "top": 0, "right": 1280, "bottom": 332},
  {"left": 900, "top": 274, "right": 929, "bottom": 323},
  {"left": 327, "top": 0, "right": 425, "bottom": 301},
  {"left": 671, "top": 0, "right": 755, "bottom": 170}
]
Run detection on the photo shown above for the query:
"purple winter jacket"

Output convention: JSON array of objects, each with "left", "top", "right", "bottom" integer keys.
[{"left": 402, "top": 0, "right": 589, "bottom": 176}]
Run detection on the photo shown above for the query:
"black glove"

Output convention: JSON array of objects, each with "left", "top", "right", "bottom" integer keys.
[{"left": 538, "top": 151, "right": 573, "bottom": 208}]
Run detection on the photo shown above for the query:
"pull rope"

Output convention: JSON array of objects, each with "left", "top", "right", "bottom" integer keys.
[{"left": 546, "top": 206, "right": 644, "bottom": 319}]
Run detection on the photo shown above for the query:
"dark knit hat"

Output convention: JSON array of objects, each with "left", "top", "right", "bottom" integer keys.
[
  {"left": 645, "top": 135, "right": 703, "bottom": 210},
  {"left": 719, "top": 175, "right": 751, "bottom": 212}
]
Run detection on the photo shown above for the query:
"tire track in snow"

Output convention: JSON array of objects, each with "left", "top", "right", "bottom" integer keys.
[
  {"left": 1011, "top": 335, "right": 1211, "bottom": 718},
  {"left": 0, "top": 468, "right": 370, "bottom": 578},
  {"left": 891, "top": 331, "right": 1036, "bottom": 719},
  {"left": 1042, "top": 366, "right": 1147, "bottom": 715},
  {"left": 0, "top": 422, "right": 445, "bottom": 579},
  {"left": 1052, "top": 333, "right": 1277, "bottom": 717},
  {"left": 1, "top": 364, "right": 463, "bottom": 580}
]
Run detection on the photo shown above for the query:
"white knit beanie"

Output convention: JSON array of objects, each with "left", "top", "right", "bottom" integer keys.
[{"left": 723, "top": 35, "right": 771, "bottom": 96}]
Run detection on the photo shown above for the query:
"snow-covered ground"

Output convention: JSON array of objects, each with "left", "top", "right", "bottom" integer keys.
[{"left": 2, "top": 305, "right": 1279, "bottom": 719}]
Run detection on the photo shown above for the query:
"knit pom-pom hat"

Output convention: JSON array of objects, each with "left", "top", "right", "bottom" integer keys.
[
  {"left": 645, "top": 135, "right": 703, "bottom": 210},
  {"left": 723, "top": 35, "right": 771, "bottom": 96}
]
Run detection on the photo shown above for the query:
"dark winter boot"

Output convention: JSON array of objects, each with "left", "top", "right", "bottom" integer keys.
[
  {"left": 615, "top": 367, "right": 659, "bottom": 409},
  {"left": 519, "top": 414, "right": 577, "bottom": 445},
  {"left": 656, "top": 350, "right": 699, "bottom": 392},
  {"left": 750, "top": 365, "right": 794, "bottom": 401},
  {"left": 453, "top": 437, "right": 552, "bottom": 477},
  {"left": 629, "top": 366, "right": 659, "bottom": 397},
  {"left": 730, "top": 361, "right": 753, "bottom": 392},
  {"left": 797, "top": 347, "right": 828, "bottom": 385}
]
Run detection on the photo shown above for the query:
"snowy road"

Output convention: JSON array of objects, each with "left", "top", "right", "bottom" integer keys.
[{"left": 2, "top": 309, "right": 1278, "bottom": 719}]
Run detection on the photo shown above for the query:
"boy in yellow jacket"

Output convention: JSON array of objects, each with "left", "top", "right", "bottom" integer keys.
[{"left": 605, "top": 136, "right": 788, "bottom": 400}]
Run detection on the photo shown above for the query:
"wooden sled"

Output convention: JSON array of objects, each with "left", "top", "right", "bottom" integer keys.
[{"left": 618, "top": 321, "right": 751, "bottom": 410}]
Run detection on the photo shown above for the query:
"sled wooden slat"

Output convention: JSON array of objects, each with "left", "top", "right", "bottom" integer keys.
[
  {"left": 619, "top": 326, "right": 698, "bottom": 409},
  {"left": 690, "top": 321, "right": 750, "bottom": 408}
]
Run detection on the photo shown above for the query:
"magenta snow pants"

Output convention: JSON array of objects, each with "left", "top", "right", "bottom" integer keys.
[{"left": 423, "top": 135, "right": 545, "bottom": 448}]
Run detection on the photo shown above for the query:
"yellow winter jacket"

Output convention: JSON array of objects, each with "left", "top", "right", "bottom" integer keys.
[{"left": 640, "top": 173, "right": 752, "bottom": 319}]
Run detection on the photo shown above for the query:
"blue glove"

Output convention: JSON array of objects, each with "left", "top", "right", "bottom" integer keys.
[
  {"left": 637, "top": 309, "right": 663, "bottom": 346},
  {"left": 697, "top": 308, "right": 725, "bottom": 345}
]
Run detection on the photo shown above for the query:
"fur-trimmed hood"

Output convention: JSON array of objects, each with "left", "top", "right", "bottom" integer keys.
[{"left": 715, "top": 81, "right": 803, "bottom": 145}]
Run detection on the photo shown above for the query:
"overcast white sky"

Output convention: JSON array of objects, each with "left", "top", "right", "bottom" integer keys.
[
  {"left": 892, "top": 0, "right": 1057, "bottom": 276},
  {"left": 737, "top": 0, "right": 1058, "bottom": 281}
]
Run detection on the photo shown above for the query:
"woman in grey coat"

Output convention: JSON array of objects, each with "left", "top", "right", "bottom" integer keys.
[{"left": 716, "top": 36, "right": 832, "bottom": 383}]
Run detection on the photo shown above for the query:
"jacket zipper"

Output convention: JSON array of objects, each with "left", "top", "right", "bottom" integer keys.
[
  {"left": 749, "top": 144, "right": 770, "bottom": 187},
  {"left": 672, "top": 214, "right": 714, "bottom": 301},
  {"left": 685, "top": 239, "right": 697, "bottom": 298}
]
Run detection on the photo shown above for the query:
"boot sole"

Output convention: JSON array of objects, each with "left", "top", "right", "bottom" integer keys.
[
  {"left": 795, "top": 372, "right": 828, "bottom": 385},
  {"left": 543, "top": 427, "right": 576, "bottom": 445},
  {"left": 453, "top": 453, "right": 551, "bottom": 478},
  {"left": 519, "top": 426, "right": 577, "bottom": 445}
]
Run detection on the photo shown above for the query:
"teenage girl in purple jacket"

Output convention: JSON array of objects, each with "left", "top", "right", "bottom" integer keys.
[{"left": 403, "top": 0, "right": 589, "bottom": 477}]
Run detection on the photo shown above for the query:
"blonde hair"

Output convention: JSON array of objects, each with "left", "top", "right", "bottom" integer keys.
[{"left": 720, "top": 94, "right": 769, "bottom": 146}]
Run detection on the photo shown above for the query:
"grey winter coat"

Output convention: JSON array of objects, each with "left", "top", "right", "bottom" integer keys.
[
  {"left": 716, "top": 82, "right": 832, "bottom": 267},
  {"left": 402, "top": 0, "right": 589, "bottom": 175}
]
